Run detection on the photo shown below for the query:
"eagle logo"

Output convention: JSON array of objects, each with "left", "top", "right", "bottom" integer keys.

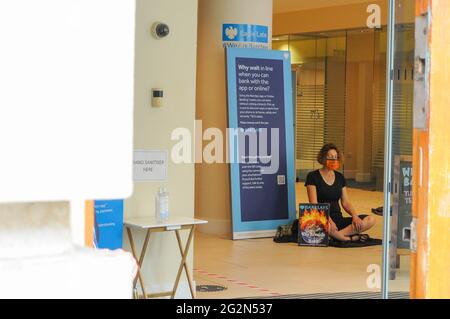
[{"left": 225, "top": 26, "right": 238, "bottom": 40}]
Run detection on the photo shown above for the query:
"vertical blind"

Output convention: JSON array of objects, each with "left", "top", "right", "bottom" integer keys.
[
  {"left": 294, "top": 36, "right": 346, "bottom": 180},
  {"left": 372, "top": 26, "right": 414, "bottom": 169}
]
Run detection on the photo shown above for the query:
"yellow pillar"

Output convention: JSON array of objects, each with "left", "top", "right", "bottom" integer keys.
[
  {"left": 84, "top": 200, "right": 95, "bottom": 247},
  {"left": 196, "top": 0, "right": 273, "bottom": 236},
  {"left": 412, "top": 0, "right": 450, "bottom": 298}
]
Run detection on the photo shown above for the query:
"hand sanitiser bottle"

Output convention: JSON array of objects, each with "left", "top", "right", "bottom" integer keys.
[{"left": 155, "top": 187, "right": 169, "bottom": 223}]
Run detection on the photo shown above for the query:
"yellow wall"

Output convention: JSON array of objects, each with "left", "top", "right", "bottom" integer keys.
[
  {"left": 274, "top": 1, "right": 388, "bottom": 36},
  {"left": 272, "top": 40, "right": 288, "bottom": 52},
  {"left": 124, "top": 0, "right": 198, "bottom": 297},
  {"left": 426, "top": 0, "right": 450, "bottom": 297},
  {"left": 273, "top": 0, "right": 414, "bottom": 36},
  {"left": 412, "top": 0, "right": 450, "bottom": 298},
  {"left": 345, "top": 31, "right": 376, "bottom": 180}
]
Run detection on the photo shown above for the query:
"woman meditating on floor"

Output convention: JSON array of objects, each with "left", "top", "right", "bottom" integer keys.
[{"left": 305, "top": 143, "right": 376, "bottom": 242}]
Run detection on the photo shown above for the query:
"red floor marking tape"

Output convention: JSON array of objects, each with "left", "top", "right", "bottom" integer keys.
[{"left": 194, "top": 268, "right": 282, "bottom": 296}]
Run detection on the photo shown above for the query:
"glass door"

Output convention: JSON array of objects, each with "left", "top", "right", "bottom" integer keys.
[
  {"left": 291, "top": 35, "right": 324, "bottom": 181},
  {"left": 285, "top": 33, "right": 346, "bottom": 182},
  {"left": 382, "top": 0, "right": 415, "bottom": 299}
]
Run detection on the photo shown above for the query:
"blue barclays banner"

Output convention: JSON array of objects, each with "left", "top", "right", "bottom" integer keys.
[
  {"left": 222, "top": 24, "right": 269, "bottom": 49},
  {"left": 226, "top": 47, "right": 296, "bottom": 239},
  {"left": 94, "top": 200, "right": 124, "bottom": 250}
]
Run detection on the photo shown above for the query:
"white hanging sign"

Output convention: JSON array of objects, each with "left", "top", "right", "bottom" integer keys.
[{"left": 133, "top": 150, "right": 168, "bottom": 182}]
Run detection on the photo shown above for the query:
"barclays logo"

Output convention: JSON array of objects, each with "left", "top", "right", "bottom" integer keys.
[
  {"left": 222, "top": 24, "right": 268, "bottom": 44},
  {"left": 225, "top": 26, "right": 238, "bottom": 40}
]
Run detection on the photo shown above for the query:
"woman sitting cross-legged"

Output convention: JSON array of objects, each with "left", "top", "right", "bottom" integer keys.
[{"left": 305, "top": 143, "right": 376, "bottom": 242}]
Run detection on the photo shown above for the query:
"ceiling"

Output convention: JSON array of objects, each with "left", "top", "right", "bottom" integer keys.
[{"left": 273, "top": 0, "right": 373, "bottom": 14}]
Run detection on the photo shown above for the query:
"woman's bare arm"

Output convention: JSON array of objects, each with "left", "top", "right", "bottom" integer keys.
[
  {"left": 341, "top": 187, "right": 365, "bottom": 232},
  {"left": 306, "top": 185, "right": 318, "bottom": 204},
  {"left": 340, "top": 187, "right": 358, "bottom": 217}
]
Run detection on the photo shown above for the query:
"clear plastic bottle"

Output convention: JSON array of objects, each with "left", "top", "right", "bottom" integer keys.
[{"left": 155, "top": 187, "right": 169, "bottom": 223}]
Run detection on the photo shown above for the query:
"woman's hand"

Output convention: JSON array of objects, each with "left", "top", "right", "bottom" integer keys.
[
  {"left": 352, "top": 215, "right": 364, "bottom": 233},
  {"left": 329, "top": 219, "right": 338, "bottom": 234}
]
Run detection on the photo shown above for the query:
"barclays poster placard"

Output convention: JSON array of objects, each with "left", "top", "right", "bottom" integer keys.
[
  {"left": 226, "top": 47, "right": 296, "bottom": 239},
  {"left": 222, "top": 24, "right": 269, "bottom": 49}
]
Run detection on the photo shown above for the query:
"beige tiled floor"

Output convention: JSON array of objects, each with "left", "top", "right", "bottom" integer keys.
[{"left": 194, "top": 183, "right": 410, "bottom": 299}]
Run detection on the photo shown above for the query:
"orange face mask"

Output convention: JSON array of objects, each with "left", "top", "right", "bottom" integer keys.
[{"left": 326, "top": 159, "right": 340, "bottom": 171}]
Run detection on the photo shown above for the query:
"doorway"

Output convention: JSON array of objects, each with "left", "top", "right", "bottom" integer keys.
[{"left": 194, "top": 0, "right": 416, "bottom": 300}]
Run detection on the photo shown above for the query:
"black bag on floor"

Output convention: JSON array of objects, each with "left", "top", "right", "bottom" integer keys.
[{"left": 273, "top": 219, "right": 299, "bottom": 243}]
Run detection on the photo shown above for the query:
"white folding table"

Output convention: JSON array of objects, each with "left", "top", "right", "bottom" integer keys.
[{"left": 124, "top": 216, "right": 207, "bottom": 299}]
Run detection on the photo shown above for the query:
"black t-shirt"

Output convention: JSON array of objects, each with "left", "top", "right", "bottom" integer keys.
[{"left": 304, "top": 170, "right": 347, "bottom": 220}]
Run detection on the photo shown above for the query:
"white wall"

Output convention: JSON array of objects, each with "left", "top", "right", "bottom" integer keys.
[
  {"left": 124, "top": 0, "right": 198, "bottom": 298},
  {"left": 0, "top": 1, "right": 135, "bottom": 203}
]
